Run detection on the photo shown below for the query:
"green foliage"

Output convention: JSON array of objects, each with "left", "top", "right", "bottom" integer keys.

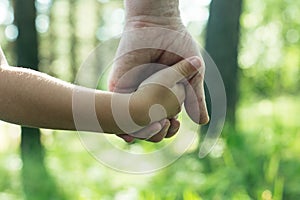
[
  {"left": 239, "top": 0, "right": 300, "bottom": 99},
  {"left": 0, "top": 0, "right": 300, "bottom": 199}
]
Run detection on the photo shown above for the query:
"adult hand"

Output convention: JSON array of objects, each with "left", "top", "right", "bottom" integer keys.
[{"left": 109, "top": 0, "right": 209, "bottom": 142}]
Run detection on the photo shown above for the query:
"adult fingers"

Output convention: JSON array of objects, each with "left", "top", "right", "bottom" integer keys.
[
  {"left": 184, "top": 72, "right": 209, "bottom": 124},
  {"left": 129, "top": 121, "right": 163, "bottom": 139},
  {"left": 117, "top": 134, "right": 135, "bottom": 143},
  {"left": 117, "top": 119, "right": 170, "bottom": 143},
  {"left": 146, "top": 119, "right": 170, "bottom": 143},
  {"left": 165, "top": 118, "right": 180, "bottom": 138},
  {"left": 118, "top": 118, "right": 179, "bottom": 142}
]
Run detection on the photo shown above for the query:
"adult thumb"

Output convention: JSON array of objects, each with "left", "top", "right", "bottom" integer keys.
[
  {"left": 154, "top": 57, "right": 202, "bottom": 86},
  {"left": 172, "top": 56, "right": 203, "bottom": 81},
  {"left": 139, "top": 56, "right": 203, "bottom": 88}
]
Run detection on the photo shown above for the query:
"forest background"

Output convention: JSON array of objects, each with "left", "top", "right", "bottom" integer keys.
[{"left": 0, "top": 0, "right": 300, "bottom": 199}]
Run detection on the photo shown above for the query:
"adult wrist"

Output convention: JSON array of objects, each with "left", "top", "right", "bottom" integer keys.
[
  {"left": 125, "top": 0, "right": 180, "bottom": 18},
  {"left": 124, "top": 0, "right": 183, "bottom": 28}
]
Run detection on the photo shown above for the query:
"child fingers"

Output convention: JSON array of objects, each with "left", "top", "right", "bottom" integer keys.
[{"left": 166, "top": 118, "right": 180, "bottom": 138}]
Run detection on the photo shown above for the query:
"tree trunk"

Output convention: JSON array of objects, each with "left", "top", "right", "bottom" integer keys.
[
  {"left": 14, "top": 1, "right": 65, "bottom": 199},
  {"left": 14, "top": 0, "right": 43, "bottom": 193},
  {"left": 200, "top": 0, "right": 243, "bottom": 143},
  {"left": 14, "top": 0, "right": 43, "bottom": 154},
  {"left": 69, "top": 0, "right": 78, "bottom": 81},
  {"left": 198, "top": 0, "right": 243, "bottom": 172},
  {"left": 205, "top": 0, "right": 243, "bottom": 126}
]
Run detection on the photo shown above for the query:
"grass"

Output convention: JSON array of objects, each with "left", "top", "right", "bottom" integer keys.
[{"left": 0, "top": 95, "right": 299, "bottom": 199}]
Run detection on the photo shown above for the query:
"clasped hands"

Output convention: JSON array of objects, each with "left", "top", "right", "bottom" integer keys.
[{"left": 108, "top": 19, "right": 209, "bottom": 143}]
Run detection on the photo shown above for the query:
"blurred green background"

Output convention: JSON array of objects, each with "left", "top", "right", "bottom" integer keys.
[{"left": 0, "top": 0, "right": 300, "bottom": 199}]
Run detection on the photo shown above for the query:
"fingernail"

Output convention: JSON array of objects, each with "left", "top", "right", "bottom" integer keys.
[
  {"left": 160, "top": 119, "right": 168, "bottom": 127},
  {"left": 121, "top": 135, "right": 135, "bottom": 143},
  {"left": 126, "top": 138, "right": 135, "bottom": 143},
  {"left": 187, "top": 56, "right": 202, "bottom": 69}
]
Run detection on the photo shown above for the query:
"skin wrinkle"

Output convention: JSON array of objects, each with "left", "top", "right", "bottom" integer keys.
[
  {"left": 125, "top": 17, "right": 183, "bottom": 29},
  {"left": 125, "top": 0, "right": 180, "bottom": 18},
  {"left": 110, "top": 1, "right": 209, "bottom": 141},
  {"left": 1, "top": 0, "right": 209, "bottom": 143},
  {"left": 0, "top": 47, "right": 200, "bottom": 139}
]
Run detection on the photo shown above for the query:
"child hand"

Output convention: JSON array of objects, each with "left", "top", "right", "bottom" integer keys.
[{"left": 129, "top": 57, "right": 201, "bottom": 130}]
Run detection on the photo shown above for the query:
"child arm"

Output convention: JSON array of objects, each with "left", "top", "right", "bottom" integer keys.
[{"left": 0, "top": 54, "right": 199, "bottom": 138}]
